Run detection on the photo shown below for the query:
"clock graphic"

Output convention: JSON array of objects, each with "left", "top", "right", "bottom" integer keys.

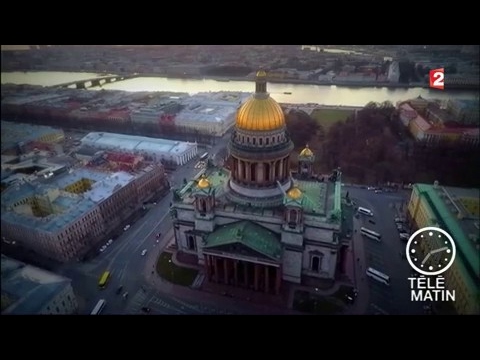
[{"left": 406, "top": 226, "right": 456, "bottom": 276}]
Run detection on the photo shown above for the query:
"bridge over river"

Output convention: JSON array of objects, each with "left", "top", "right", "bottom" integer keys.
[{"left": 51, "top": 74, "right": 139, "bottom": 89}]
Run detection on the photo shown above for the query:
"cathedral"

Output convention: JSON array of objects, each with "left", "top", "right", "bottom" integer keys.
[{"left": 170, "top": 70, "right": 347, "bottom": 294}]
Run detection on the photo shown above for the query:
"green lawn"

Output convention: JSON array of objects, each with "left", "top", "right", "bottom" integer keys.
[
  {"left": 311, "top": 108, "right": 354, "bottom": 133},
  {"left": 156, "top": 252, "right": 199, "bottom": 286},
  {"left": 293, "top": 290, "right": 345, "bottom": 315}
]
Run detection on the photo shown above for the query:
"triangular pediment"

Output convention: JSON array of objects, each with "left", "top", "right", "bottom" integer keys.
[{"left": 204, "top": 220, "right": 282, "bottom": 261}]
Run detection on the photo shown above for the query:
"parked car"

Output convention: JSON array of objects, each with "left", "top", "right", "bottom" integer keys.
[
  {"left": 368, "top": 219, "right": 376, "bottom": 225},
  {"left": 123, "top": 224, "right": 131, "bottom": 231},
  {"left": 141, "top": 249, "right": 147, "bottom": 256}
]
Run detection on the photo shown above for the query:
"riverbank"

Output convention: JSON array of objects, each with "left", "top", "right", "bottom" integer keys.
[{"left": 135, "top": 72, "right": 479, "bottom": 91}]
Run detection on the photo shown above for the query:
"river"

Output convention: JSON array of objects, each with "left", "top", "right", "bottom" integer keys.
[{"left": 1, "top": 71, "right": 478, "bottom": 107}]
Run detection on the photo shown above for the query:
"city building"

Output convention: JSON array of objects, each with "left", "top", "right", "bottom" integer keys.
[
  {"left": 397, "top": 100, "right": 479, "bottom": 146},
  {"left": 407, "top": 182, "right": 480, "bottom": 315},
  {"left": 1, "top": 162, "right": 168, "bottom": 262},
  {"left": 1, "top": 255, "right": 78, "bottom": 315},
  {"left": 80, "top": 132, "right": 198, "bottom": 166},
  {"left": 446, "top": 99, "right": 480, "bottom": 125},
  {"left": 170, "top": 71, "right": 348, "bottom": 294},
  {"left": 1, "top": 120, "right": 65, "bottom": 155},
  {"left": 176, "top": 92, "right": 248, "bottom": 136}
]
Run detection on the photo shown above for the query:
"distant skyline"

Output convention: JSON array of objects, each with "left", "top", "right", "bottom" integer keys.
[{"left": 1, "top": 45, "right": 31, "bottom": 51}]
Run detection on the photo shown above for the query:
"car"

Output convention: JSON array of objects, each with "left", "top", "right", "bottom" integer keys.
[
  {"left": 107, "top": 239, "right": 113, "bottom": 245},
  {"left": 374, "top": 189, "right": 382, "bottom": 194},
  {"left": 141, "top": 249, "right": 147, "bottom": 256},
  {"left": 122, "top": 291, "right": 129, "bottom": 299},
  {"left": 156, "top": 232, "right": 162, "bottom": 238},
  {"left": 99, "top": 245, "right": 107, "bottom": 252},
  {"left": 394, "top": 217, "right": 405, "bottom": 223},
  {"left": 141, "top": 307, "right": 151, "bottom": 313},
  {"left": 124, "top": 225, "right": 130, "bottom": 231},
  {"left": 156, "top": 239, "right": 160, "bottom": 243},
  {"left": 116, "top": 285, "right": 123, "bottom": 295},
  {"left": 368, "top": 219, "right": 375, "bottom": 224}
]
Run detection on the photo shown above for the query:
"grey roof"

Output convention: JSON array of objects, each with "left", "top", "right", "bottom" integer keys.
[{"left": 1, "top": 255, "right": 72, "bottom": 314}]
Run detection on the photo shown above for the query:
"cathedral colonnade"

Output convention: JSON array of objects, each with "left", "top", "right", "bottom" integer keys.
[
  {"left": 230, "top": 157, "right": 290, "bottom": 184},
  {"left": 203, "top": 254, "right": 282, "bottom": 295}
]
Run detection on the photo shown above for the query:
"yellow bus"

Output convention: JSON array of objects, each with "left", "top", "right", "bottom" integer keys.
[{"left": 98, "top": 271, "right": 111, "bottom": 288}]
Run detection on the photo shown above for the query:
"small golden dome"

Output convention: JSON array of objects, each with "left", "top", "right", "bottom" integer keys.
[
  {"left": 287, "top": 186, "right": 302, "bottom": 200},
  {"left": 256, "top": 70, "right": 267, "bottom": 78},
  {"left": 197, "top": 175, "right": 211, "bottom": 189},
  {"left": 299, "top": 145, "right": 314, "bottom": 157},
  {"left": 236, "top": 96, "right": 285, "bottom": 131}
]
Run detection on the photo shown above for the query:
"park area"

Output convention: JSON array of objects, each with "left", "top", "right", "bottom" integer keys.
[
  {"left": 310, "top": 107, "right": 355, "bottom": 133},
  {"left": 156, "top": 252, "right": 198, "bottom": 286}
]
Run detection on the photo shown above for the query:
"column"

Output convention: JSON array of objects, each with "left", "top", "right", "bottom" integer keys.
[
  {"left": 254, "top": 263, "right": 260, "bottom": 291},
  {"left": 243, "top": 261, "right": 248, "bottom": 288},
  {"left": 265, "top": 266, "right": 270, "bottom": 293},
  {"left": 234, "top": 260, "right": 238, "bottom": 286},
  {"left": 275, "top": 266, "right": 282, "bottom": 295},
  {"left": 245, "top": 162, "right": 251, "bottom": 183},
  {"left": 213, "top": 256, "right": 219, "bottom": 283},
  {"left": 223, "top": 258, "right": 229, "bottom": 285},
  {"left": 237, "top": 159, "right": 243, "bottom": 181},
  {"left": 279, "top": 159, "right": 284, "bottom": 181}
]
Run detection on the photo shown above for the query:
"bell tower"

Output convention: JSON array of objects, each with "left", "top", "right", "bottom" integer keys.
[{"left": 298, "top": 144, "right": 315, "bottom": 179}]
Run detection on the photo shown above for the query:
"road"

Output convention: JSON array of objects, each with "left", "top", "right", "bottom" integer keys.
[
  {"left": 56, "top": 136, "right": 234, "bottom": 315},
  {"left": 345, "top": 186, "right": 424, "bottom": 315}
]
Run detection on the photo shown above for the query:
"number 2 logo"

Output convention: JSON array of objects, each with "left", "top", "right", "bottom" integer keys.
[{"left": 429, "top": 68, "right": 444, "bottom": 90}]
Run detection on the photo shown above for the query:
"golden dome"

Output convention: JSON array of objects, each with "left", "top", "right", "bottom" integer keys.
[
  {"left": 299, "top": 145, "right": 314, "bottom": 157},
  {"left": 236, "top": 96, "right": 285, "bottom": 131},
  {"left": 256, "top": 70, "right": 267, "bottom": 78},
  {"left": 197, "top": 175, "right": 211, "bottom": 189},
  {"left": 287, "top": 186, "right": 302, "bottom": 200}
]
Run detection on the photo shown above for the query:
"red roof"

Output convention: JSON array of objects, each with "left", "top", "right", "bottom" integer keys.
[{"left": 105, "top": 152, "right": 138, "bottom": 164}]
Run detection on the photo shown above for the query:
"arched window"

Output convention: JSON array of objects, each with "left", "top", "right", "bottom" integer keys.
[
  {"left": 311, "top": 253, "right": 324, "bottom": 272},
  {"left": 187, "top": 235, "right": 196, "bottom": 250},
  {"left": 200, "top": 199, "right": 207, "bottom": 213}
]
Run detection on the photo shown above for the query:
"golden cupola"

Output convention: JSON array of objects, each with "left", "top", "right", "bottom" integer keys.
[
  {"left": 235, "top": 70, "right": 286, "bottom": 131},
  {"left": 299, "top": 144, "right": 314, "bottom": 157},
  {"left": 197, "top": 175, "right": 211, "bottom": 189}
]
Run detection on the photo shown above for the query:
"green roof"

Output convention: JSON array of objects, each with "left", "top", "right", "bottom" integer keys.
[
  {"left": 205, "top": 221, "right": 282, "bottom": 261},
  {"left": 414, "top": 183, "right": 480, "bottom": 291},
  {"left": 293, "top": 180, "right": 329, "bottom": 214}
]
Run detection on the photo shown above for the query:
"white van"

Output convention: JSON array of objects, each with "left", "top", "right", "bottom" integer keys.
[{"left": 357, "top": 207, "right": 374, "bottom": 216}]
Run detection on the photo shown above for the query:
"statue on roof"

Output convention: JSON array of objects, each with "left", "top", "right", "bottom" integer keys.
[{"left": 172, "top": 189, "right": 181, "bottom": 201}]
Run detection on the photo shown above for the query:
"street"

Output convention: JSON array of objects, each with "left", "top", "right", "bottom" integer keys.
[
  {"left": 345, "top": 186, "right": 424, "bottom": 315},
  {"left": 56, "top": 136, "right": 234, "bottom": 315}
]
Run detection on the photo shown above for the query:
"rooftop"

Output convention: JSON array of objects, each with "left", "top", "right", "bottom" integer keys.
[
  {"left": 1, "top": 255, "right": 72, "bottom": 314},
  {"left": 413, "top": 183, "right": 480, "bottom": 290},
  {"left": 1, "top": 167, "right": 136, "bottom": 233},
  {"left": 81, "top": 132, "right": 196, "bottom": 156},
  {"left": 1, "top": 121, "right": 64, "bottom": 153},
  {"left": 204, "top": 220, "right": 282, "bottom": 261}
]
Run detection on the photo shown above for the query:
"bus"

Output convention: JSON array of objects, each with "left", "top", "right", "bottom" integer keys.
[
  {"left": 199, "top": 152, "right": 209, "bottom": 161},
  {"left": 360, "top": 227, "right": 381, "bottom": 241},
  {"left": 90, "top": 299, "right": 106, "bottom": 315},
  {"left": 357, "top": 207, "right": 373, "bottom": 216},
  {"left": 98, "top": 271, "right": 111, "bottom": 288},
  {"left": 366, "top": 267, "right": 390, "bottom": 286}
]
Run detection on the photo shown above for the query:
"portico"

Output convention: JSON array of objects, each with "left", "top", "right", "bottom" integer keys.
[
  {"left": 204, "top": 253, "right": 282, "bottom": 294},
  {"left": 202, "top": 220, "right": 283, "bottom": 295}
]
